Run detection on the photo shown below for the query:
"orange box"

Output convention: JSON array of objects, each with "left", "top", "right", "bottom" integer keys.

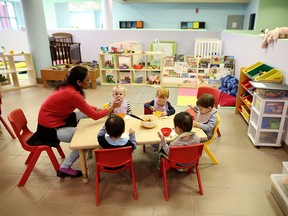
[{"left": 136, "top": 21, "right": 143, "bottom": 28}]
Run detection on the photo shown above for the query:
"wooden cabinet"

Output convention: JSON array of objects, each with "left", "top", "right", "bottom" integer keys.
[
  {"left": 98, "top": 51, "right": 162, "bottom": 86},
  {"left": 248, "top": 93, "right": 288, "bottom": 147},
  {"left": 235, "top": 68, "right": 255, "bottom": 123},
  {"left": 0, "top": 52, "right": 37, "bottom": 92}
]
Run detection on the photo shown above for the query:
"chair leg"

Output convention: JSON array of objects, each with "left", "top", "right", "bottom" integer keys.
[
  {"left": 195, "top": 165, "right": 203, "bottom": 195},
  {"left": 25, "top": 152, "right": 35, "bottom": 164},
  {"left": 142, "top": 145, "right": 146, "bottom": 153},
  {"left": 46, "top": 148, "right": 61, "bottom": 171},
  {"left": 161, "top": 160, "right": 169, "bottom": 201},
  {"left": 129, "top": 164, "right": 138, "bottom": 200},
  {"left": 56, "top": 145, "right": 65, "bottom": 158},
  {"left": 18, "top": 150, "right": 42, "bottom": 187},
  {"left": 203, "top": 144, "right": 219, "bottom": 165},
  {"left": 95, "top": 168, "right": 100, "bottom": 206},
  {"left": 0, "top": 116, "right": 16, "bottom": 139},
  {"left": 217, "top": 128, "right": 221, "bottom": 137}
]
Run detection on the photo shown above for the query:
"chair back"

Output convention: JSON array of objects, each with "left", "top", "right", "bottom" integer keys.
[
  {"left": 144, "top": 102, "right": 153, "bottom": 115},
  {"left": 205, "top": 113, "right": 221, "bottom": 145},
  {"left": 197, "top": 86, "right": 221, "bottom": 109},
  {"left": 95, "top": 146, "right": 133, "bottom": 171},
  {"left": 168, "top": 143, "right": 204, "bottom": 168},
  {"left": 8, "top": 109, "right": 33, "bottom": 151}
]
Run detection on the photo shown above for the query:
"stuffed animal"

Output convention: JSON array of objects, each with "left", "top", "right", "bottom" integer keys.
[{"left": 261, "top": 27, "right": 288, "bottom": 48}]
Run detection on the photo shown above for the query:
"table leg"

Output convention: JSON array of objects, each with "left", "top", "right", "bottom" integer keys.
[{"left": 79, "top": 149, "right": 89, "bottom": 183}]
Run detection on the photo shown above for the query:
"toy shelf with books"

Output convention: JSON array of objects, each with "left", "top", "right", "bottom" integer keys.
[
  {"left": 161, "top": 55, "right": 235, "bottom": 88},
  {"left": 248, "top": 92, "right": 288, "bottom": 147},
  {"left": 98, "top": 51, "right": 163, "bottom": 86}
]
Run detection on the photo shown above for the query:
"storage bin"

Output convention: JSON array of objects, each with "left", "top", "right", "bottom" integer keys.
[
  {"left": 243, "top": 62, "right": 273, "bottom": 79},
  {"left": 254, "top": 68, "right": 282, "bottom": 83},
  {"left": 241, "top": 105, "right": 250, "bottom": 122},
  {"left": 256, "top": 89, "right": 287, "bottom": 99},
  {"left": 270, "top": 174, "right": 288, "bottom": 216}
]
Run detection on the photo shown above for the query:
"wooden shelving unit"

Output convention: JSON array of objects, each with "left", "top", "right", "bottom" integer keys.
[
  {"left": 235, "top": 68, "right": 254, "bottom": 123},
  {"left": 98, "top": 51, "right": 162, "bottom": 86},
  {"left": 0, "top": 52, "right": 37, "bottom": 92}
]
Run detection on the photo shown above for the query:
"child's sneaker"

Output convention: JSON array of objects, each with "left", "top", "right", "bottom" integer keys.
[{"left": 151, "top": 144, "right": 159, "bottom": 152}]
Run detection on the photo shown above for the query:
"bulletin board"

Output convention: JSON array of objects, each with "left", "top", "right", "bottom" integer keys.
[{"left": 150, "top": 40, "right": 177, "bottom": 57}]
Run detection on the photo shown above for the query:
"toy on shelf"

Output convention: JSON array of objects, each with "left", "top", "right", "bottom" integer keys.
[
  {"left": 119, "top": 63, "right": 129, "bottom": 69},
  {"left": 147, "top": 74, "right": 160, "bottom": 84},
  {"left": 106, "top": 75, "right": 115, "bottom": 84},
  {"left": 104, "top": 60, "right": 114, "bottom": 68}
]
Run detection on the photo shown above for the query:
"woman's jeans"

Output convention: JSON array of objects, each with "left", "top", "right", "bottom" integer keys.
[{"left": 56, "top": 111, "right": 87, "bottom": 169}]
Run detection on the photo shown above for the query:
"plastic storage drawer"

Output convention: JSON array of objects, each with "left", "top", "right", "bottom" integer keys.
[{"left": 270, "top": 174, "right": 288, "bottom": 216}]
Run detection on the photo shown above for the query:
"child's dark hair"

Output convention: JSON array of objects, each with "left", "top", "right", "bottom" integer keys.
[
  {"left": 105, "top": 115, "right": 125, "bottom": 138},
  {"left": 196, "top": 93, "right": 215, "bottom": 108},
  {"left": 174, "top": 112, "right": 193, "bottom": 132},
  {"left": 56, "top": 66, "right": 88, "bottom": 97}
]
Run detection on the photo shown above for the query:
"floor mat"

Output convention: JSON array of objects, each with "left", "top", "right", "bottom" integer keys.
[{"left": 177, "top": 88, "right": 197, "bottom": 107}]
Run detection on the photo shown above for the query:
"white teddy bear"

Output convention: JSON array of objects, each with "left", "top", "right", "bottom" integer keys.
[{"left": 261, "top": 27, "right": 288, "bottom": 48}]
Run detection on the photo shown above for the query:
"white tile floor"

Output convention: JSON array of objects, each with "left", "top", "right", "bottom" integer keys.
[{"left": 0, "top": 85, "right": 287, "bottom": 216}]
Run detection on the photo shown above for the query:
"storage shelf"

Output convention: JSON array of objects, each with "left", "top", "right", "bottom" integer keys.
[{"left": 0, "top": 52, "right": 37, "bottom": 92}]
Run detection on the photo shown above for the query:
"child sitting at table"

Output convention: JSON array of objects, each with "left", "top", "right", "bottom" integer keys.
[
  {"left": 192, "top": 93, "right": 217, "bottom": 140},
  {"left": 108, "top": 84, "right": 132, "bottom": 115},
  {"left": 144, "top": 87, "right": 175, "bottom": 117},
  {"left": 158, "top": 111, "right": 200, "bottom": 159},
  {"left": 97, "top": 115, "right": 136, "bottom": 151}
]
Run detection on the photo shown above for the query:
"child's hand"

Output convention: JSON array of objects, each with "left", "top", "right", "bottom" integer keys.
[
  {"left": 158, "top": 131, "right": 164, "bottom": 141},
  {"left": 193, "top": 121, "right": 200, "bottom": 128},
  {"left": 129, "top": 128, "right": 135, "bottom": 134},
  {"left": 150, "top": 106, "right": 156, "bottom": 112},
  {"left": 162, "top": 111, "right": 168, "bottom": 117}
]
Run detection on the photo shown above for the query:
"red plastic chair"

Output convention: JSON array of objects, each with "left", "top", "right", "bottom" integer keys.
[
  {"left": 8, "top": 108, "right": 65, "bottom": 187},
  {"left": 186, "top": 86, "right": 222, "bottom": 137},
  {"left": 0, "top": 93, "right": 16, "bottom": 139},
  {"left": 143, "top": 102, "right": 153, "bottom": 153},
  {"left": 159, "top": 143, "right": 204, "bottom": 201},
  {"left": 94, "top": 146, "right": 138, "bottom": 206}
]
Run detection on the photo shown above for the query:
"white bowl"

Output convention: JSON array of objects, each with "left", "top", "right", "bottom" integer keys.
[{"left": 140, "top": 115, "right": 158, "bottom": 128}]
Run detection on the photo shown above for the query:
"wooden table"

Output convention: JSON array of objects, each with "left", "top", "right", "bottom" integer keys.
[
  {"left": 70, "top": 115, "right": 207, "bottom": 183},
  {"left": 41, "top": 68, "right": 99, "bottom": 89}
]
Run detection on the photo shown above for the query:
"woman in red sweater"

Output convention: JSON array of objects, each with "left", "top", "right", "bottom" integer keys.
[{"left": 28, "top": 66, "right": 120, "bottom": 178}]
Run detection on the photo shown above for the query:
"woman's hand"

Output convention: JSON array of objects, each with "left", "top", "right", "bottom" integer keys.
[{"left": 107, "top": 100, "right": 121, "bottom": 113}]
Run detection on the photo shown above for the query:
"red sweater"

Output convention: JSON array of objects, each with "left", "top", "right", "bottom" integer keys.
[{"left": 38, "top": 86, "right": 108, "bottom": 128}]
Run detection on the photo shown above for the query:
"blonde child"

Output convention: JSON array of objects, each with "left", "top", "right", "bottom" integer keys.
[
  {"left": 108, "top": 84, "right": 132, "bottom": 115},
  {"left": 144, "top": 87, "right": 175, "bottom": 117},
  {"left": 193, "top": 93, "right": 217, "bottom": 140}
]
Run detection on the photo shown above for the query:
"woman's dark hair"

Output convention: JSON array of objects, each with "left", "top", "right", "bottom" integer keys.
[
  {"left": 105, "top": 115, "right": 125, "bottom": 138},
  {"left": 174, "top": 112, "right": 193, "bottom": 132},
  {"left": 56, "top": 66, "right": 88, "bottom": 96}
]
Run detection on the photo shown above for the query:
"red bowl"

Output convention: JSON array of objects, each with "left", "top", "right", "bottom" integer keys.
[
  {"left": 161, "top": 127, "right": 172, "bottom": 137},
  {"left": 133, "top": 64, "right": 143, "bottom": 69}
]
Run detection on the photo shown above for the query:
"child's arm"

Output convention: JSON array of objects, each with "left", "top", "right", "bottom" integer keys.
[
  {"left": 129, "top": 128, "right": 137, "bottom": 150},
  {"left": 144, "top": 100, "right": 155, "bottom": 111},
  {"left": 166, "top": 101, "right": 176, "bottom": 116},
  {"left": 194, "top": 113, "right": 217, "bottom": 139},
  {"left": 158, "top": 131, "right": 170, "bottom": 154},
  {"left": 97, "top": 125, "right": 106, "bottom": 137}
]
